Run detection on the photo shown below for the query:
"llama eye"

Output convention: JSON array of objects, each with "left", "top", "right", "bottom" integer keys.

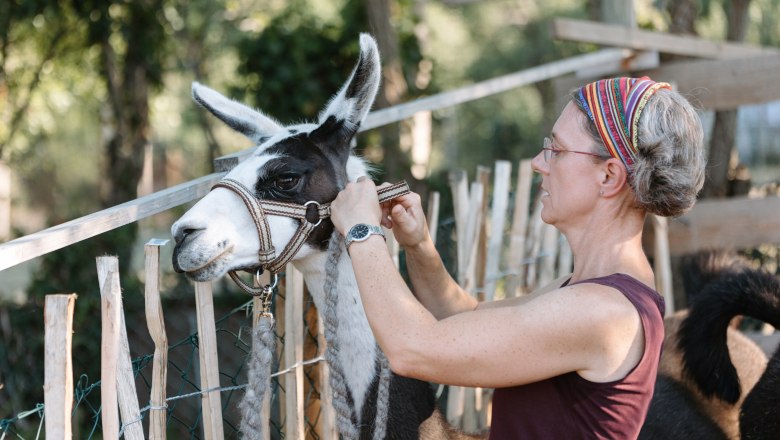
[{"left": 274, "top": 174, "right": 300, "bottom": 190}]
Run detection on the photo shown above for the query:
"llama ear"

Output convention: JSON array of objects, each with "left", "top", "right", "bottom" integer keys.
[
  {"left": 315, "top": 34, "right": 381, "bottom": 139},
  {"left": 191, "top": 82, "right": 284, "bottom": 144}
]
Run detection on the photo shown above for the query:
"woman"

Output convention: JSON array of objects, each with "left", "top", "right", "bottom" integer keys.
[{"left": 330, "top": 77, "right": 705, "bottom": 439}]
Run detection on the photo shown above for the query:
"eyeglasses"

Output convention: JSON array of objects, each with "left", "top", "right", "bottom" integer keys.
[{"left": 541, "top": 137, "right": 609, "bottom": 163}]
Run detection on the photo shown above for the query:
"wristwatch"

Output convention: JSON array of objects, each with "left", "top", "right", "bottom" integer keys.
[{"left": 345, "top": 223, "right": 385, "bottom": 251}]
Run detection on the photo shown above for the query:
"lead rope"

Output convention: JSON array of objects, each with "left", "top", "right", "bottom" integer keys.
[
  {"left": 238, "top": 279, "right": 275, "bottom": 439},
  {"left": 323, "top": 232, "right": 361, "bottom": 439}
]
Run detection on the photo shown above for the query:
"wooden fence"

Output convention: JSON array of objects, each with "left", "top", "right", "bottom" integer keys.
[{"left": 2, "top": 43, "right": 780, "bottom": 438}]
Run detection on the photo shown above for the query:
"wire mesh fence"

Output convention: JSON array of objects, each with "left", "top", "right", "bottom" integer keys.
[{"left": 0, "top": 281, "right": 333, "bottom": 439}]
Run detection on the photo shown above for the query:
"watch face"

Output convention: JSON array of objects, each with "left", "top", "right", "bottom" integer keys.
[{"left": 351, "top": 224, "right": 370, "bottom": 240}]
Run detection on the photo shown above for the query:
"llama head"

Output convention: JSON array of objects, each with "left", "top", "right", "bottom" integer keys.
[{"left": 171, "top": 34, "right": 381, "bottom": 281}]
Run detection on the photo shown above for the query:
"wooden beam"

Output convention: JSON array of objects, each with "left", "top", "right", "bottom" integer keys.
[
  {"left": 643, "top": 196, "right": 780, "bottom": 256},
  {"left": 551, "top": 18, "right": 780, "bottom": 59},
  {"left": 639, "top": 55, "right": 780, "bottom": 110},
  {"left": 553, "top": 54, "right": 780, "bottom": 110},
  {"left": 0, "top": 172, "right": 224, "bottom": 272}
]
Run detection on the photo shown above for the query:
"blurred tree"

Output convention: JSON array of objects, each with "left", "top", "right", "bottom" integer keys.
[
  {"left": 701, "top": 0, "right": 752, "bottom": 198},
  {"left": 0, "top": 0, "right": 69, "bottom": 161}
]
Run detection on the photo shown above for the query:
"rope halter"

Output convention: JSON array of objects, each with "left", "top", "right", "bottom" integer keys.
[{"left": 211, "top": 178, "right": 411, "bottom": 297}]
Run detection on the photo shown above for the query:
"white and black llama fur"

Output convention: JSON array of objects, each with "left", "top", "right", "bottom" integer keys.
[
  {"left": 172, "top": 34, "right": 478, "bottom": 439},
  {"left": 639, "top": 250, "right": 780, "bottom": 439}
]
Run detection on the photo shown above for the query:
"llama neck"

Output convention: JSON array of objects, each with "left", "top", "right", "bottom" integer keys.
[{"left": 294, "top": 247, "right": 378, "bottom": 417}]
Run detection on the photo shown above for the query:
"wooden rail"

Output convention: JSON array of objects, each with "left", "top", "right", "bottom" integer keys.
[{"left": 0, "top": 49, "right": 628, "bottom": 273}]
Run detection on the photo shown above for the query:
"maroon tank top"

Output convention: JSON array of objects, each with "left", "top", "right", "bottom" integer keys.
[{"left": 489, "top": 273, "right": 665, "bottom": 440}]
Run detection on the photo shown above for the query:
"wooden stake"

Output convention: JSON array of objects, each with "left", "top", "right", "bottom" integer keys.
[
  {"left": 316, "top": 315, "right": 337, "bottom": 439},
  {"left": 485, "top": 161, "right": 511, "bottom": 301},
  {"left": 97, "top": 256, "right": 144, "bottom": 440},
  {"left": 194, "top": 281, "right": 225, "bottom": 440},
  {"left": 145, "top": 239, "right": 169, "bottom": 440},
  {"left": 44, "top": 293, "right": 77, "bottom": 440},
  {"left": 651, "top": 215, "right": 674, "bottom": 315},
  {"left": 426, "top": 191, "right": 440, "bottom": 245},
  {"left": 506, "top": 160, "right": 533, "bottom": 297},
  {"left": 284, "top": 265, "right": 305, "bottom": 439},
  {"left": 97, "top": 257, "right": 121, "bottom": 440}
]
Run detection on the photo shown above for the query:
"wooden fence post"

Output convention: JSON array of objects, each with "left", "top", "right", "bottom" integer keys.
[
  {"left": 485, "top": 161, "right": 511, "bottom": 301},
  {"left": 194, "top": 281, "right": 225, "bottom": 440},
  {"left": 97, "top": 256, "right": 144, "bottom": 440},
  {"left": 426, "top": 191, "right": 440, "bottom": 245},
  {"left": 145, "top": 239, "right": 169, "bottom": 439},
  {"left": 44, "top": 293, "right": 77, "bottom": 440},
  {"left": 284, "top": 265, "right": 305, "bottom": 438},
  {"left": 97, "top": 257, "right": 121, "bottom": 440},
  {"left": 506, "top": 160, "right": 533, "bottom": 297},
  {"left": 651, "top": 215, "right": 674, "bottom": 315}
]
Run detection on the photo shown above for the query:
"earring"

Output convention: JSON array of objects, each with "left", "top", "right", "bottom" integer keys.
[{"left": 599, "top": 190, "right": 604, "bottom": 196}]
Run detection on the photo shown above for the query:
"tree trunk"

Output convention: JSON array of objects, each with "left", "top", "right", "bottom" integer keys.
[
  {"left": 364, "top": 0, "right": 418, "bottom": 186},
  {"left": 701, "top": 0, "right": 752, "bottom": 199}
]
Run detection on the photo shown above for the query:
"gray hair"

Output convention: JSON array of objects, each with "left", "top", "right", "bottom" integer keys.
[{"left": 572, "top": 88, "right": 706, "bottom": 217}]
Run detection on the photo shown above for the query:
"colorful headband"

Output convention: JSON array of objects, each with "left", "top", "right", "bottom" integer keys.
[{"left": 576, "top": 77, "right": 671, "bottom": 171}]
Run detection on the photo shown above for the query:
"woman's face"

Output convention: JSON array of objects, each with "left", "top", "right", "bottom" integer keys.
[{"left": 531, "top": 101, "right": 604, "bottom": 228}]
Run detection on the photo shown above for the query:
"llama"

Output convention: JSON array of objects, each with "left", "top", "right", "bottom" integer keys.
[
  {"left": 639, "top": 250, "right": 780, "bottom": 439},
  {"left": 171, "top": 34, "right": 479, "bottom": 439}
]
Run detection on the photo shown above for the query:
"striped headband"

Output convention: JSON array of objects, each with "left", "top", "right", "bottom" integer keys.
[{"left": 576, "top": 77, "right": 671, "bottom": 171}]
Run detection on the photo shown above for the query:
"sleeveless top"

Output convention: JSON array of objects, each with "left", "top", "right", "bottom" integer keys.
[{"left": 488, "top": 273, "right": 665, "bottom": 440}]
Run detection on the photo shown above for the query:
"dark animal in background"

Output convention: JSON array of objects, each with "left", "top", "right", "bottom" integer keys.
[{"left": 640, "top": 250, "right": 780, "bottom": 439}]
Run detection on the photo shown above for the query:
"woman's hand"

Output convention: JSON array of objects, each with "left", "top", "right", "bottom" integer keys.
[
  {"left": 379, "top": 185, "right": 430, "bottom": 250},
  {"left": 330, "top": 177, "right": 382, "bottom": 236}
]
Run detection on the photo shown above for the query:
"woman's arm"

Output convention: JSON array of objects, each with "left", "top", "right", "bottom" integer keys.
[{"left": 330, "top": 179, "right": 643, "bottom": 388}]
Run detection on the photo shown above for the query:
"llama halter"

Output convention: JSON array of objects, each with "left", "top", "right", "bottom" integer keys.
[
  {"left": 576, "top": 76, "right": 671, "bottom": 172},
  {"left": 211, "top": 178, "right": 411, "bottom": 295}
]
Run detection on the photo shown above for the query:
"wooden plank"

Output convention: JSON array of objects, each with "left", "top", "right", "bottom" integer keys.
[
  {"left": 639, "top": 55, "right": 780, "bottom": 110},
  {"left": 97, "top": 257, "right": 121, "bottom": 440},
  {"left": 44, "top": 293, "right": 77, "bottom": 440},
  {"left": 116, "top": 298, "right": 144, "bottom": 440},
  {"left": 97, "top": 255, "right": 143, "bottom": 440},
  {"left": 474, "top": 166, "right": 491, "bottom": 300},
  {"left": 463, "top": 181, "right": 484, "bottom": 295},
  {"left": 194, "top": 281, "right": 225, "bottom": 440},
  {"left": 0, "top": 172, "right": 225, "bottom": 272},
  {"left": 316, "top": 316, "right": 337, "bottom": 440},
  {"left": 505, "top": 160, "right": 533, "bottom": 297},
  {"left": 554, "top": 53, "right": 780, "bottom": 111},
  {"left": 214, "top": 49, "right": 628, "bottom": 171},
  {"left": 284, "top": 265, "right": 305, "bottom": 439},
  {"left": 551, "top": 18, "right": 780, "bottom": 59},
  {"left": 650, "top": 216, "right": 674, "bottom": 316},
  {"left": 426, "top": 191, "right": 441, "bottom": 245},
  {"left": 448, "top": 170, "right": 470, "bottom": 286},
  {"left": 145, "top": 239, "right": 169, "bottom": 440},
  {"left": 484, "top": 161, "right": 511, "bottom": 301},
  {"left": 644, "top": 196, "right": 780, "bottom": 256}
]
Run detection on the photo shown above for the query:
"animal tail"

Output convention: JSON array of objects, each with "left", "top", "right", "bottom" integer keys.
[
  {"left": 740, "top": 344, "right": 780, "bottom": 439},
  {"left": 678, "top": 251, "right": 780, "bottom": 404}
]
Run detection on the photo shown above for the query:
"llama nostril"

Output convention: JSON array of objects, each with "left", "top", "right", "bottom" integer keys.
[{"left": 174, "top": 226, "right": 202, "bottom": 245}]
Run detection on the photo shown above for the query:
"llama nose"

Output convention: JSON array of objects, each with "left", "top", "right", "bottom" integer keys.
[{"left": 172, "top": 218, "right": 201, "bottom": 243}]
